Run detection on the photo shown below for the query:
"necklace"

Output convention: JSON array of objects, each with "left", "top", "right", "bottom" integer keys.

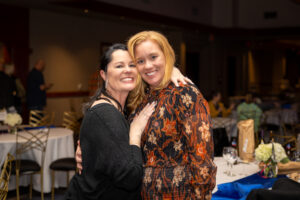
[{"left": 100, "top": 91, "right": 124, "bottom": 114}]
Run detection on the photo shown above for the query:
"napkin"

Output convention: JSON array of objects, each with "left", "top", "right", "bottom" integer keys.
[
  {"left": 212, "top": 173, "right": 286, "bottom": 200},
  {"left": 24, "top": 125, "right": 56, "bottom": 130}
]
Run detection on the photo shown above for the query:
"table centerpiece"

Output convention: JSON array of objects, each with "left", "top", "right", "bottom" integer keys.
[
  {"left": 4, "top": 113, "right": 22, "bottom": 134},
  {"left": 255, "top": 140, "right": 289, "bottom": 178}
]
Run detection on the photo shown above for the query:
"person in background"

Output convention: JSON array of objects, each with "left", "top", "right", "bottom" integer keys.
[
  {"left": 4, "top": 63, "right": 26, "bottom": 114},
  {"left": 237, "top": 93, "right": 262, "bottom": 132},
  {"left": 126, "top": 31, "right": 216, "bottom": 199},
  {"left": 208, "top": 91, "right": 235, "bottom": 118},
  {"left": 26, "top": 59, "right": 53, "bottom": 111},
  {"left": 0, "top": 60, "right": 16, "bottom": 112}
]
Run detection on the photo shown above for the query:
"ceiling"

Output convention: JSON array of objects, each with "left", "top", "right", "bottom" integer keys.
[{"left": 1, "top": 0, "right": 300, "bottom": 41}]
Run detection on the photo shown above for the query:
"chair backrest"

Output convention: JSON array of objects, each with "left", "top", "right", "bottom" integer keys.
[
  {"left": 0, "top": 153, "right": 15, "bottom": 200},
  {"left": 281, "top": 123, "right": 297, "bottom": 136},
  {"left": 62, "top": 111, "right": 80, "bottom": 134},
  {"left": 62, "top": 111, "right": 81, "bottom": 145},
  {"left": 212, "top": 128, "right": 230, "bottom": 156},
  {"left": 16, "top": 127, "right": 50, "bottom": 169},
  {"left": 269, "top": 131, "right": 297, "bottom": 151},
  {"left": 29, "top": 110, "right": 55, "bottom": 127}
]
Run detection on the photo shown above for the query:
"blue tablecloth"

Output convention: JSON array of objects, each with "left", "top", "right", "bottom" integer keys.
[
  {"left": 0, "top": 125, "right": 56, "bottom": 134},
  {"left": 212, "top": 173, "right": 286, "bottom": 200},
  {"left": 24, "top": 125, "right": 56, "bottom": 130}
]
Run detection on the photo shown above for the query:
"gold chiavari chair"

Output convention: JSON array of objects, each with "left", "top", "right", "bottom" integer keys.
[
  {"left": 281, "top": 122, "right": 300, "bottom": 137},
  {"left": 0, "top": 154, "right": 15, "bottom": 200},
  {"left": 49, "top": 111, "right": 80, "bottom": 200},
  {"left": 12, "top": 127, "right": 50, "bottom": 200},
  {"left": 270, "top": 131, "right": 297, "bottom": 151},
  {"left": 29, "top": 110, "right": 55, "bottom": 127},
  {"left": 62, "top": 111, "right": 81, "bottom": 137}
]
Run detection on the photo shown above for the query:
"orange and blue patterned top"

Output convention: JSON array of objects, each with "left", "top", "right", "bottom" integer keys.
[{"left": 129, "top": 82, "right": 217, "bottom": 200}]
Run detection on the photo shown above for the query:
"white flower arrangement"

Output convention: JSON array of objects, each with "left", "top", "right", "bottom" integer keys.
[
  {"left": 255, "top": 141, "right": 289, "bottom": 178},
  {"left": 255, "top": 142, "right": 289, "bottom": 163},
  {"left": 4, "top": 113, "right": 22, "bottom": 127}
]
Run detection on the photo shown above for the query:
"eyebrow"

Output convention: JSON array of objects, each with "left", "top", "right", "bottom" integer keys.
[
  {"left": 113, "top": 61, "right": 134, "bottom": 65},
  {"left": 112, "top": 61, "right": 124, "bottom": 65}
]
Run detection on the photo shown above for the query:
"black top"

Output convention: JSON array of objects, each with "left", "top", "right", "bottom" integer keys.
[
  {"left": 64, "top": 103, "right": 143, "bottom": 200},
  {"left": 26, "top": 68, "right": 46, "bottom": 107},
  {"left": 0, "top": 71, "right": 16, "bottom": 109}
]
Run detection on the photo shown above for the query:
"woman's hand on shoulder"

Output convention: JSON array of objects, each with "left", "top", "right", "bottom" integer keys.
[
  {"left": 129, "top": 101, "right": 156, "bottom": 147},
  {"left": 171, "top": 67, "right": 193, "bottom": 87}
]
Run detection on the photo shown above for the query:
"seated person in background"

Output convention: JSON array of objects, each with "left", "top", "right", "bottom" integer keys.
[
  {"left": 237, "top": 93, "right": 262, "bottom": 132},
  {"left": 209, "top": 91, "right": 235, "bottom": 118}
]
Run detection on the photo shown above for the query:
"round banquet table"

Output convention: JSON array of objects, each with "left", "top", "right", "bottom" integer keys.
[
  {"left": 262, "top": 108, "right": 298, "bottom": 125},
  {"left": 213, "top": 157, "right": 260, "bottom": 193},
  {"left": 0, "top": 127, "right": 75, "bottom": 193}
]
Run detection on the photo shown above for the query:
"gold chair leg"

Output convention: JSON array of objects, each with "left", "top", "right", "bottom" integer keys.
[
  {"left": 51, "top": 170, "right": 55, "bottom": 200},
  {"left": 29, "top": 174, "right": 33, "bottom": 199},
  {"left": 40, "top": 169, "right": 44, "bottom": 200},
  {"left": 16, "top": 170, "right": 20, "bottom": 200}
]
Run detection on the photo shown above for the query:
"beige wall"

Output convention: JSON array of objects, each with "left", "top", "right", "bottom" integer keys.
[{"left": 29, "top": 9, "right": 182, "bottom": 125}]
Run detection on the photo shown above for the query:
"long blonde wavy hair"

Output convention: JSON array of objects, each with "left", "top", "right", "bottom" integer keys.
[{"left": 127, "top": 31, "right": 175, "bottom": 113}]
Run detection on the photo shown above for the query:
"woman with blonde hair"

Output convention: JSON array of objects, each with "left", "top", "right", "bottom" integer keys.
[{"left": 127, "top": 31, "right": 216, "bottom": 199}]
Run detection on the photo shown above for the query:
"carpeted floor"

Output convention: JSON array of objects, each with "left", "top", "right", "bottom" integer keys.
[{"left": 7, "top": 187, "right": 67, "bottom": 200}]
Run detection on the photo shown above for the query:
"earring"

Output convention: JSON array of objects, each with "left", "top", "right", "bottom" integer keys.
[{"left": 105, "top": 79, "right": 108, "bottom": 89}]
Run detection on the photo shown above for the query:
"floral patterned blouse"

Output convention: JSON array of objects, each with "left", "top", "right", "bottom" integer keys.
[{"left": 129, "top": 82, "right": 217, "bottom": 200}]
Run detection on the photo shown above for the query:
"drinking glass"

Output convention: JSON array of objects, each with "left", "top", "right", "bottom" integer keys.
[
  {"left": 294, "top": 151, "right": 300, "bottom": 162},
  {"left": 222, "top": 147, "right": 232, "bottom": 175},
  {"left": 227, "top": 148, "right": 238, "bottom": 176}
]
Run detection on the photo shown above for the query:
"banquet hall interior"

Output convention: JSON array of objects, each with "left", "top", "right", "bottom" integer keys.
[{"left": 0, "top": 0, "right": 300, "bottom": 199}]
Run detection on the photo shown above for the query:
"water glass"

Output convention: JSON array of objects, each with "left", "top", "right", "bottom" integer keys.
[
  {"left": 227, "top": 148, "right": 238, "bottom": 176},
  {"left": 223, "top": 147, "right": 233, "bottom": 175},
  {"left": 294, "top": 151, "right": 300, "bottom": 162}
]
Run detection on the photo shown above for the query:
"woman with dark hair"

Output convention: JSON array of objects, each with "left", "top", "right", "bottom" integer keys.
[{"left": 64, "top": 43, "right": 156, "bottom": 200}]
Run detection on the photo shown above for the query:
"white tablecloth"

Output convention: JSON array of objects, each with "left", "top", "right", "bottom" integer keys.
[
  {"left": 213, "top": 157, "right": 259, "bottom": 193},
  {"left": 0, "top": 127, "right": 75, "bottom": 193},
  {"left": 263, "top": 108, "right": 298, "bottom": 125},
  {"left": 211, "top": 117, "right": 238, "bottom": 140}
]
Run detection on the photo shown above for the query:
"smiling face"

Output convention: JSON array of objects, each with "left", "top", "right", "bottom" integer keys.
[
  {"left": 134, "top": 40, "right": 166, "bottom": 89},
  {"left": 100, "top": 50, "right": 137, "bottom": 97}
]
